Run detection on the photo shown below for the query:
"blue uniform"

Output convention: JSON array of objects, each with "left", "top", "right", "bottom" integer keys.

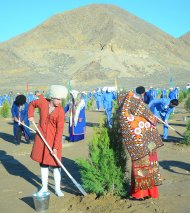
[
  {"left": 160, "top": 89, "right": 167, "bottom": 98},
  {"left": 27, "top": 93, "right": 36, "bottom": 103},
  {"left": 144, "top": 89, "right": 154, "bottom": 104},
  {"left": 11, "top": 102, "right": 30, "bottom": 144},
  {"left": 148, "top": 98, "right": 174, "bottom": 139},
  {"left": 93, "top": 91, "right": 103, "bottom": 110},
  {"left": 169, "top": 88, "right": 179, "bottom": 100},
  {"left": 102, "top": 91, "right": 116, "bottom": 127}
]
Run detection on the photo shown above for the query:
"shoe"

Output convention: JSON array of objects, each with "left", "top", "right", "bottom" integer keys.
[
  {"left": 55, "top": 189, "right": 64, "bottom": 197},
  {"left": 26, "top": 139, "right": 32, "bottom": 144},
  {"left": 130, "top": 197, "right": 145, "bottom": 201},
  {"left": 144, "top": 196, "right": 151, "bottom": 200},
  {"left": 15, "top": 141, "right": 20, "bottom": 146}
]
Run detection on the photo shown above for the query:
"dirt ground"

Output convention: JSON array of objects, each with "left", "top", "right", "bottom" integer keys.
[{"left": 0, "top": 102, "right": 190, "bottom": 213}]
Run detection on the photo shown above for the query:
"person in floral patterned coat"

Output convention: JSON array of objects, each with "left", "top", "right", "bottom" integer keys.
[{"left": 119, "top": 86, "right": 164, "bottom": 200}]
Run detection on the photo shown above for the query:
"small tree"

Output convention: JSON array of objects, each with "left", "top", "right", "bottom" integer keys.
[
  {"left": 107, "top": 106, "right": 127, "bottom": 174},
  {"left": 181, "top": 120, "right": 190, "bottom": 145},
  {"left": 185, "top": 96, "right": 190, "bottom": 112},
  {"left": 77, "top": 122, "right": 127, "bottom": 197},
  {"left": 0, "top": 100, "right": 10, "bottom": 118},
  {"left": 61, "top": 99, "right": 66, "bottom": 108},
  {"left": 87, "top": 99, "right": 93, "bottom": 111},
  {"left": 178, "top": 91, "right": 184, "bottom": 103}
]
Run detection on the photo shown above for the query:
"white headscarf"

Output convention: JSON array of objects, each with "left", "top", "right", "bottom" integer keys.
[{"left": 70, "top": 90, "right": 79, "bottom": 100}]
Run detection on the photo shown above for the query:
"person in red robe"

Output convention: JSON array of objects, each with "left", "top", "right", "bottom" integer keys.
[
  {"left": 119, "top": 86, "right": 163, "bottom": 200},
  {"left": 28, "top": 85, "right": 68, "bottom": 197}
]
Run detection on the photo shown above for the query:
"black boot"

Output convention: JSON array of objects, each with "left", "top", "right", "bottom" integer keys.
[{"left": 26, "top": 138, "right": 31, "bottom": 144}]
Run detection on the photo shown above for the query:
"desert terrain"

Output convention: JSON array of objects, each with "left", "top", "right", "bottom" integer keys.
[{"left": 0, "top": 100, "right": 190, "bottom": 213}]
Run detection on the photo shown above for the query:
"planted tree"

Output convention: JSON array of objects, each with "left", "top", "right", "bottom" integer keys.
[
  {"left": 107, "top": 101, "right": 127, "bottom": 174},
  {"left": 185, "top": 96, "right": 190, "bottom": 112},
  {"left": 0, "top": 100, "right": 10, "bottom": 118},
  {"left": 77, "top": 121, "right": 127, "bottom": 197},
  {"left": 181, "top": 120, "right": 190, "bottom": 146},
  {"left": 87, "top": 99, "right": 93, "bottom": 111},
  {"left": 178, "top": 91, "right": 185, "bottom": 103}
]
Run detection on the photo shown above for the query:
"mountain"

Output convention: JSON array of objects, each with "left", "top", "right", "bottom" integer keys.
[
  {"left": 179, "top": 31, "right": 190, "bottom": 45},
  {"left": 0, "top": 4, "right": 190, "bottom": 91}
]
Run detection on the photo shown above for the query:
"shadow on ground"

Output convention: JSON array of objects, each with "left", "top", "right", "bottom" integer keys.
[
  {"left": 159, "top": 160, "right": 190, "bottom": 175},
  {"left": 0, "top": 150, "right": 47, "bottom": 191},
  {"left": 86, "top": 122, "right": 99, "bottom": 127},
  {"left": 20, "top": 196, "right": 35, "bottom": 210}
]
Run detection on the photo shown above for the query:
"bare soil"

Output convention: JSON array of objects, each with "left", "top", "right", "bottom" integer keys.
[{"left": 0, "top": 103, "right": 190, "bottom": 213}]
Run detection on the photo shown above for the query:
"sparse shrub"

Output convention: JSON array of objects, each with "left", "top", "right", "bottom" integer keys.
[
  {"left": 112, "top": 100, "right": 118, "bottom": 113},
  {"left": 61, "top": 99, "right": 66, "bottom": 108},
  {"left": 87, "top": 99, "right": 93, "bottom": 111},
  {"left": 0, "top": 100, "right": 10, "bottom": 118},
  {"left": 181, "top": 120, "right": 190, "bottom": 146},
  {"left": 185, "top": 96, "right": 190, "bottom": 112},
  {"left": 178, "top": 91, "right": 184, "bottom": 103}
]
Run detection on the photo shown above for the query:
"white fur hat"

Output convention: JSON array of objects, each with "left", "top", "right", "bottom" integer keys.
[{"left": 48, "top": 85, "right": 68, "bottom": 99}]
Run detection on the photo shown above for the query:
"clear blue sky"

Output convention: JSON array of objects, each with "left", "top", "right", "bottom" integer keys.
[{"left": 0, "top": 0, "right": 190, "bottom": 42}]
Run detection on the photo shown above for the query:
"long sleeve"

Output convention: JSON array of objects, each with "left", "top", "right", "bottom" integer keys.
[
  {"left": 28, "top": 99, "right": 43, "bottom": 118},
  {"left": 148, "top": 98, "right": 162, "bottom": 108},
  {"left": 53, "top": 108, "right": 65, "bottom": 150},
  {"left": 164, "top": 108, "right": 173, "bottom": 121},
  {"left": 22, "top": 103, "right": 29, "bottom": 122},
  {"left": 64, "top": 103, "right": 70, "bottom": 113},
  {"left": 11, "top": 102, "right": 17, "bottom": 118}
]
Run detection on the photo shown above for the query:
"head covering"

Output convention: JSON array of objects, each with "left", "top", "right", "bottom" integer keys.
[
  {"left": 107, "top": 87, "right": 112, "bottom": 92},
  {"left": 70, "top": 90, "right": 79, "bottom": 99},
  {"left": 170, "top": 99, "right": 179, "bottom": 106},
  {"left": 15, "top": 95, "right": 26, "bottom": 106},
  {"left": 136, "top": 86, "right": 145, "bottom": 95},
  {"left": 47, "top": 85, "right": 68, "bottom": 99},
  {"left": 81, "top": 91, "right": 87, "bottom": 95}
]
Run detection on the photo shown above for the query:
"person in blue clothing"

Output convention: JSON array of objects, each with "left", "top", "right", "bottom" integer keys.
[
  {"left": 160, "top": 89, "right": 167, "bottom": 98},
  {"left": 168, "top": 88, "right": 179, "bottom": 100},
  {"left": 93, "top": 88, "right": 103, "bottom": 111},
  {"left": 64, "top": 90, "right": 86, "bottom": 142},
  {"left": 144, "top": 87, "right": 155, "bottom": 104},
  {"left": 168, "top": 88, "right": 179, "bottom": 114},
  {"left": 27, "top": 92, "right": 36, "bottom": 103},
  {"left": 11, "top": 94, "right": 31, "bottom": 145},
  {"left": 148, "top": 98, "right": 179, "bottom": 141},
  {"left": 102, "top": 88, "right": 116, "bottom": 128}
]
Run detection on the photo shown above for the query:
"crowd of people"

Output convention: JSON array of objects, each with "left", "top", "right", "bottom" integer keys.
[{"left": 0, "top": 84, "right": 182, "bottom": 199}]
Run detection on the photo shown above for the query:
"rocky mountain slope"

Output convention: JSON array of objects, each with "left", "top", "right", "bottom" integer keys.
[{"left": 0, "top": 4, "right": 190, "bottom": 91}]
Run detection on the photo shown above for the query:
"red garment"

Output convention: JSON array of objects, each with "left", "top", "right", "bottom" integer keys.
[
  {"left": 131, "top": 186, "right": 158, "bottom": 199},
  {"left": 28, "top": 98, "right": 65, "bottom": 166},
  {"left": 130, "top": 151, "right": 161, "bottom": 199}
]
